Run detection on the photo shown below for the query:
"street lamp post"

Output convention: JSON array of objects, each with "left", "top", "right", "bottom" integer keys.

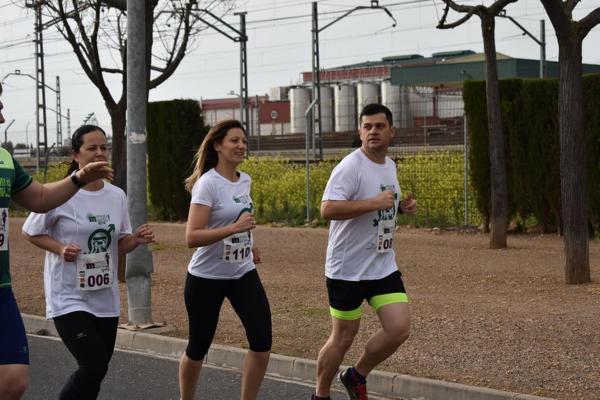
[{"left": 1, "top": 70, "right": 69, "bottom": 169}]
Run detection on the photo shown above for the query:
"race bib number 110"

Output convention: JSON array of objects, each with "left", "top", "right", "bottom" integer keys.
[{"left": 223, "top": 232, "right": 252, "bottom": 263}]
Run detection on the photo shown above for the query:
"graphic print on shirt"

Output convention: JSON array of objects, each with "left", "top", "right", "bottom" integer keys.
[
  {"left": 223, "top": 197, "right": 254, "bottom": 264},
  {"left": 77, "top": 215, "right": 115, "bottom": 291},
  {"left": 374, "top": 184, "right": 397, "bottom": 253},
  {"left": 372, "top": 184, "right": 398, "bottom": 226}
]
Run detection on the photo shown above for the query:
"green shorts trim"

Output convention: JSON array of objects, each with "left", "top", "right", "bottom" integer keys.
[
  {"left": 329, "top": 306, "right": 363, "bottom": 321},
  {"left": 368, "top": 293, "right": 409, "bottom": 311}
]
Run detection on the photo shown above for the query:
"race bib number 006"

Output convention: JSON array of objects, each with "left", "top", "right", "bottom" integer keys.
[
  {"left": 223, "top": 232, "right": 252, "bottom": 263},
  {"left": 76, "top": 252, "right": 113, "bottom": 291},
  {"left": 376, "top": 219, "right": 395, "bottom": 253}
]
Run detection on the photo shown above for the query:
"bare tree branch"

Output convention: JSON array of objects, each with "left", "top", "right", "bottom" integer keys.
[
  {"left": 540, "top": 0, "right": 572, "bottom": 35},
  {"left": 436, "top": 0, "right": 483, "bottom": 29},
  {"left": 579, "top": 6, "right": 600, "bottom": 38},
  {"left": 566, "top": 0, "right": 581, "bottom": 14},
  {"left": 149, "top": 1, "right": 194, "bottom": 89}
]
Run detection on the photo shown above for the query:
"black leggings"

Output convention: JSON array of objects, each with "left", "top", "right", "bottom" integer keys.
[
  {"left": 53, "top": 311, "right": 119, "bottom": 400},
  {"left": 184, "top": 269, "right": 272, "bottom": 361}
]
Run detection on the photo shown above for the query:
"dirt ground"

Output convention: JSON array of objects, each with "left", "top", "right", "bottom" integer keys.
[{"left": 9, "top": 218, "right": 600, "bottom": 400}]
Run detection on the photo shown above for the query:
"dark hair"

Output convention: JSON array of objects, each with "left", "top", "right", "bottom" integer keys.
[
  {"left": 185, "top": 119, "right": 246, "bottom": 192},
  {"left": 359, "top": 103, "right": 393, "bottom": 126},
  {"left": 65, "top": 124, "right": 107, "bottom": 176}
]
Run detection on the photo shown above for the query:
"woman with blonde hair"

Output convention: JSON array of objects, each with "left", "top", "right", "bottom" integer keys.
[{"left": 179, "top": 119, "right": 272, "bottom": 400}]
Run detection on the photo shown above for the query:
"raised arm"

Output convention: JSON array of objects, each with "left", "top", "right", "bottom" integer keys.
[
  {"left": 321, "top": 190, "right": 395, "bottom": 221},
  {"left": 185, "top": 204, "right": 256, "bottom": 248},
  {"left": 12, "top": 161, "right": 113, "bottom": 213}
]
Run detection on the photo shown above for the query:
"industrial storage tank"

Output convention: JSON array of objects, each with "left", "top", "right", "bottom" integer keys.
[
  {"left": 334, "top": 84, "right": 356, "bottom": 132},
  {"left": 356, "top": 82, "right": 380, "bottom": 116},
  {"left": 318, "top": 86, "right": 334, "bottom": 134},
  {"left": 289, "top": 86, "right": 310, "bottom": 134},
  {"left": 381, "top": 80, "right": 401, "bottom": 127}
]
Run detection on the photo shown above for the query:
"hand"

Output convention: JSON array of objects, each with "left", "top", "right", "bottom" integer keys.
[
  {"left": 76, "top": 161, "right": 114, "bottom": 185},
  {"left": 233, "top": 213, "right": 256, "bottom": 233},
  {"left": 134, "top": 224, "right": 155, "bottom": 245},
  {"left": 373, "top": 190, "right": 395, "bottom": 211},
  {"left": 400, "top": 192, "right": 417, "bottom": 215},
  {"left": 252, "top": 247, "right": 262, "bottom": 264},
  {"left": 61, "top": 244, "right": 81, "bottom": 262}
]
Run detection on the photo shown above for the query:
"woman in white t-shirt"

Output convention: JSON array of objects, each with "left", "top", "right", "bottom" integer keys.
[
  {"left": 179, "top": 119, "right": 272, "bottom": 400},
  {"left": 22, "top": 125, "right": 155, "bottom": 400}
]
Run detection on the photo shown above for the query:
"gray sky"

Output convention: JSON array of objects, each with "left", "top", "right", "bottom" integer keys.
[{"left": 1, "top": 0, "right": 599, "bottom": 146}]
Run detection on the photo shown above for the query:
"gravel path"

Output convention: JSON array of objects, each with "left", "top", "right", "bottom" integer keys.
[{"left": 10, "top": 218, "right": 600, "bottom": 399}]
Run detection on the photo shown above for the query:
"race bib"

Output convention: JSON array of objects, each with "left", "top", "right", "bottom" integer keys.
[
  {"left": 76, "top": 252, "right": 113, "bottom": 291},
  {"left": 223, "top": 232, "right": 252, "bottom": 263},
  {"left": 0, "top": 208, "right": 8, "bottom": 252},
  {"left": 376, "top": 219, "right": 395, "bottom": 253}
]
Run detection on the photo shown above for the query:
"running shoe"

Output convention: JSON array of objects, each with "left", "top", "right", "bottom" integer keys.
[{"left": 339, "top": 367, "right": 368, "bottom": 400}]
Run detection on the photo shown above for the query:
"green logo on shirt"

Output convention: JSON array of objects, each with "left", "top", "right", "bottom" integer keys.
[
  {"left": 373, "top": 184, "right": 397, "bottom": 226},
  {"left": 87, "top": 224, "right": 115, "bottom": 253}
]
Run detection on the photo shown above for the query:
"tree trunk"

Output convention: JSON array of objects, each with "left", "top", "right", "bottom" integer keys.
[
  {"left": 558, "top": 38, "right": 590, "bottom": 283},
  {"left": 108, "top": 101, "right": 127, "bottom": 191},
  {"left": 482, "top": 15, "right": 508, "bottom": 249}
]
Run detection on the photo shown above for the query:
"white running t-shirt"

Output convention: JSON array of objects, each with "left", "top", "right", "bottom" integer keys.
[
  {"left": 22, "top": 182, "right": 132, "bottom": 319},
  {"left": 322, "top": 149, "right": 401, "bottom": 281},
  {"left": 187, "top": 168, "right": 255, "bottom": 279}
]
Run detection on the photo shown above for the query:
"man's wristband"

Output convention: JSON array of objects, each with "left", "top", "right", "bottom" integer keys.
[{"left": 70, "top": 170, "right": 86, "bottom": 188}]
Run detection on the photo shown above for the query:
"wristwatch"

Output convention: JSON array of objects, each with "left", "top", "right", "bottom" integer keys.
[{"left": 70, "top": 170, "right": 86, "bottom": 188}]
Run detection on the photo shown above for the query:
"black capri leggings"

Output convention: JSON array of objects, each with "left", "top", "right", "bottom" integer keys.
[
  {"left": 184, "top": 269, "right": 272, "bottom": 361},
  {"left": 53, "top": 311, "right": 118, "bottom": 400}
]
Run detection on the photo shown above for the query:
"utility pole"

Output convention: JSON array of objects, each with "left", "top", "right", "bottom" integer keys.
[
  {"left": 236, "top": 12, "right": 249, "bottom": 141},
  {"left": 26, "top": 0, "right": 49, "bottom": 173},
  {"left": 2, "top": 71, "right": 66, "bottom": 148},
  {"left": 500, "top": 12, "right": 546, "bottom": 78},
  {"left": 126, "top": 0, "right": 154, "bottom": 327},
  {"left": 4, "top": 119, "right": 15, "bottom": 147},
  {"left": 55, "top": 76, "right": 62, "bottom": 145},
  {"left": 189, "top": 7, "right": 249, "bottom": 151},
  {"left": 310, "top": 1, "right": 396, "bottom": 160}
]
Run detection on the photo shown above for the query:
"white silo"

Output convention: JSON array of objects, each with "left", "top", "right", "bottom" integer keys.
[
  {"left": 399, "top": 86, "right": 410, "bottom": 129},
  {"left": 334, "top": 84, "right": 356, "bottom": 132},
  {"left": 289, "top": 86, "right": 310, "bottom": 134},
  {"left": 381, "top": 80, "right": 401, "bottom": 128},
  {"left": 356, "top": 82, "right": 380, "bottom": 116},
  {"left": 318, "top": 86, "right": 334, "bottom": 134}
]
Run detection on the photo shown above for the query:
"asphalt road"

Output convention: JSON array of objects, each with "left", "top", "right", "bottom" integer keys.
[{"left": 25, "top": 334, "right": 358, "bottom": 400}]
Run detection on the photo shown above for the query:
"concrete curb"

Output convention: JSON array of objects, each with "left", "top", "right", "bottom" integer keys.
[{"left": 22, "top": 314, "right": 554, "bottom": 400}]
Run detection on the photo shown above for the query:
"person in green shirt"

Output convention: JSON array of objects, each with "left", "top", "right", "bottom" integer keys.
[{"left": 0, "top": 82, "right": 113, "bottom": 400}]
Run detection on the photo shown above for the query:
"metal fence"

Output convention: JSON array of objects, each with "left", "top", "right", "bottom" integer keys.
[{"left": 249, "top": 89, "right": 480, "bottom": 227}]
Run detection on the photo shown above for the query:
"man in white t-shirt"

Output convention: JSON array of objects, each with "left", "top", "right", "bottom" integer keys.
[{"left": 312, "top": 103, "right": 417, "bottom": 400}]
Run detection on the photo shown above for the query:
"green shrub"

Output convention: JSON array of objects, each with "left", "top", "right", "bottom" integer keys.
[{"left": 147, "top": 100, "right": 208, "bottom": 221}]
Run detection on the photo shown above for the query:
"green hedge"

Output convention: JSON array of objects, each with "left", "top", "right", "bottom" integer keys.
[
  {"left": 147, "top": 100, "right": 208, "bottom": 221},
  {"left": 584, "top": 74, "right": 600, "bottom": 232},
  {"left": 464, "top": 73, "right": 600, "bottom": 234}
]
